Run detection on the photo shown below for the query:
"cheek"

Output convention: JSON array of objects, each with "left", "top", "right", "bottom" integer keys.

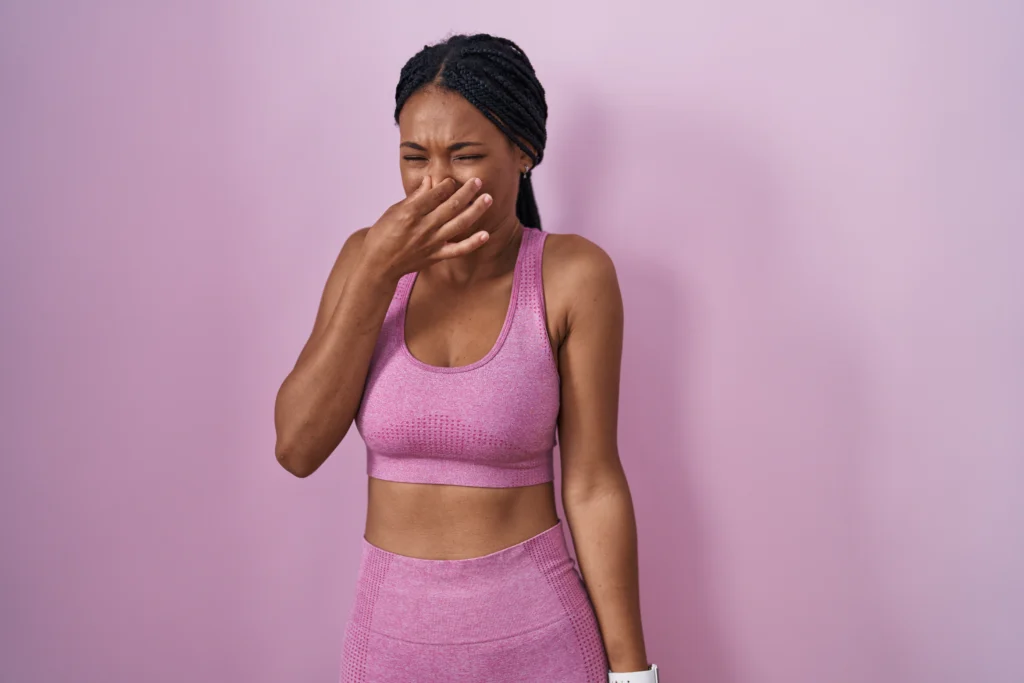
[{"left": 471, "top": 166, "right": 517, "bottom": 206}]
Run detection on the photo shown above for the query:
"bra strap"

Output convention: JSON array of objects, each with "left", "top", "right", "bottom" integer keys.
[
  {"left": 516, "top": 227, "right": 552, "bottom": 345},
  {"left": 386, "top": 271, "right": 415, "bottom": 346}
]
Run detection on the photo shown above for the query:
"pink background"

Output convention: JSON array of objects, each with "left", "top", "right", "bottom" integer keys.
[{"left": 2, "top": 2, "right": 1022, "bottom": 682}]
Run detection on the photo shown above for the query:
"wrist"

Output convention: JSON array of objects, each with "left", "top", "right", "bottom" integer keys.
[{"left": 349, "top": 259, "right": 402, "bottom": 295}]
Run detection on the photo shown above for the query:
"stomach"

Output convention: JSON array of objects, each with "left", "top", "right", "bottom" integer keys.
[{"left": 364, "top": 477, "right": 559, "bottom": 560}]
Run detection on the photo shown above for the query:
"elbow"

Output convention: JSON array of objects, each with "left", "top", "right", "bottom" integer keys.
[
  {"left": 274, "top": 389, "right": 321, "bottom": 478},
  {"left": 563, "top": 463, "right": 630, "bottom": 507},
  {"left": 274, "top": 425, "right": 348, "bottom": 478},
  {"left": 274, "top": 438, "right": 318, "bottom": 478},
  {"left": 273, "top": 391, "right": 352, "bottom": 478}
]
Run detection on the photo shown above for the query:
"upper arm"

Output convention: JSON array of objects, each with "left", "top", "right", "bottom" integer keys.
[
  {"left": 292, "top": 227, "right": 371, "bottom": 371},
  {"left": 551, "top": 235, "right": 626, "bottom": 500}
]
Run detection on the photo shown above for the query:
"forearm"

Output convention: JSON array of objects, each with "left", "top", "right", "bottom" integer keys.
[
  {"left": 564, "top": 478, "right": 649, "bottom": 672},
  {"left": 274, "top": 263, "right": 398, "bottom": 476}
]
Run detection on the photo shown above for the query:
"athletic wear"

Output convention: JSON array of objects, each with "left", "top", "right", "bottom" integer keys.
[
  {"left": 355, "top": 226, "right": 560, "bottom": 488},
  {"left": 340, "top": 519, "right": 609, "bottom": 682},
  {"left": 343, "top": 228, "right": 609, "bottom": 679}
]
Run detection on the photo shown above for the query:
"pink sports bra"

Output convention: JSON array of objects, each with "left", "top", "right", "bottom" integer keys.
[{"left": 355, "top": 226, "right": 560, "bottom": 488}]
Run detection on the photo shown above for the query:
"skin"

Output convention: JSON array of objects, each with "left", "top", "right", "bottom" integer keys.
[{"left": 274, "top": 85, "right": 649, "bottom": 672}]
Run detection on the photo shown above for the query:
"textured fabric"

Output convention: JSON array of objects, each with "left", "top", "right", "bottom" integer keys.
[
  {"left": 340, "top": 519, "right": 609, "bottom": 682},
  {"left": 355, "top": 226, "right": 561, "bottom": 488}
]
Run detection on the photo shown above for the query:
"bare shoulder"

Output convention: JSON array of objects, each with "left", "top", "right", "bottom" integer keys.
[
  {"left": 337, "top": 226, "right": 371, "bottom": 271},
  {"left": 543, "top": 231, "right": 621, "bottom": 310},
  {"left": 540, "top": 232, "right": 622, "bottom": 349},
  {"left": 321, "top": 226, "right": 371, "bottom": 293},
  {"left": 299, "top": 227, "right": 373, "bottom": 360}
]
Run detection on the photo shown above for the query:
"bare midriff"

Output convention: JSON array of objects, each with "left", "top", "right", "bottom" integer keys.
[{"left": 364, "top": 477, "right": 559, "bottom": 560}]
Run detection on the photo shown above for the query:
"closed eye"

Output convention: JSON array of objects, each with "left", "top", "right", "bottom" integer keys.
[{"left": 402, "top": 155, "right": 485, "bottom": 162}]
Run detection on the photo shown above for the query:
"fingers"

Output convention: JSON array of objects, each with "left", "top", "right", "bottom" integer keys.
[
  {"left": 423, "top": 177, "right": 485, "bottom": 229},
  {"left": 431, "top": 229, "right": 491, "bottom": 261},
  {"left": 434, "top": 188, "right": 492, "bottom": 245},
  {"left": 409, "top": 175, "right": 430, "bottom": 198},
  {"left": 404, "top": 176, "right": 458, "bottom": 216}
]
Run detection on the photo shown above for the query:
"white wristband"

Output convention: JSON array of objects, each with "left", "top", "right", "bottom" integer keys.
[{"left": 608, "top": 663, "right": 659, "bottom": 682}]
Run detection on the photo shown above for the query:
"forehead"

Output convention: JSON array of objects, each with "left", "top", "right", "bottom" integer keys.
[{"left": 398, "top": 88, "right": 502, "bottom": 143}]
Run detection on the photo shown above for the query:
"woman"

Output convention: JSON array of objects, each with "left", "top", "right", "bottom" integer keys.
[{"left": 274, "top": 33, "right": 659, "bottom": 682}]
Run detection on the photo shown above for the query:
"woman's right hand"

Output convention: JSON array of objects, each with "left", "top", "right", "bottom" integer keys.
[{"left": 360, "top": 176, "right": 493, "bottom": 283}]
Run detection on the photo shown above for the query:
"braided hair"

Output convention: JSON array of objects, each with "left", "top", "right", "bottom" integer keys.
[{"left": 394, "top": 34, "right": 548, "bottom": 230}]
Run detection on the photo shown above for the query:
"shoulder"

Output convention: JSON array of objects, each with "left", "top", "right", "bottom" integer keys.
[
  {"left": 542, "top": 231, "right": 619, "bottom": 297},
  {"left": 345, "top": 226, "right": 372, "bottom": 256},
  {"left": 314, "top": 226, "right": 374, "bottom": 324},
  {"left": 540, "top": 231, "right": 622, "bottom": 326},
  {"left": 327, "top": 227, "right": 372, "bottom": 284}
]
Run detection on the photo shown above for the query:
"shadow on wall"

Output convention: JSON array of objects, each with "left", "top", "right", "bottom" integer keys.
[{"left": 550, "top": 90, "right": 891, "bottom": 682}]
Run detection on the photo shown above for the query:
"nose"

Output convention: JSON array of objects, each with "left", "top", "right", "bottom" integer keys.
[{"left": 427, "top": 158, "right": 455, "bottom": 187}]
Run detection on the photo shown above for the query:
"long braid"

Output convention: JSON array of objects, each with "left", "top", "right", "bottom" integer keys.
[{"left": 394, "top": 34, "right": 548, "bottom": 230}]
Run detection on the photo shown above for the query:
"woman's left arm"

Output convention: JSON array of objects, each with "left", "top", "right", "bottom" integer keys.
[{"left": 553, "top": 235, "right": 649, "bottom": 673}]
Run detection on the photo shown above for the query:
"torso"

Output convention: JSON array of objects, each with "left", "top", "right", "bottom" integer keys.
[{"left": 363, "top": 227, "right": 573, "bottom": 559}]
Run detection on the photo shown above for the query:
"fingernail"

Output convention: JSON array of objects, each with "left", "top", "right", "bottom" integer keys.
[
  {"left": 474, "top": 178, "right": 482, "bottom": 188},
  {"left": 483, "top": 194, "right": 492, "bottom": 204}
]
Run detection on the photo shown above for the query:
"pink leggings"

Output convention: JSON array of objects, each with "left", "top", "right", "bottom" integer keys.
[{"left": 340, "top": 518, "right": 609, "bottom": 682}]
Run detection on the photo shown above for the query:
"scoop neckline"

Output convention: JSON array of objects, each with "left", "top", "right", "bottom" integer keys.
[{"left": 399, "top": 227, "right": 530, "bottom": 374}]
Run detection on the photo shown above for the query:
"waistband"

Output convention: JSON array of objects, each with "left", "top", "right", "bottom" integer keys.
[
  {"left": 352, "top": 519, "right": 592, "bottom": 643},
  {"left": 366, "top": 447, "right": 554, "bottom": 488}
]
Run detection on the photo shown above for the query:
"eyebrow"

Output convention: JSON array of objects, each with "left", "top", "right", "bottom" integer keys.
[{"left": 400, "top": 141, "right": 485, "bottom": 152}]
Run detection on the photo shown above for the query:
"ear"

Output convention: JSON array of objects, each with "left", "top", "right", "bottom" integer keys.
[
  {"left": 516, "top": 146, "right": 535, "bottom": 173},
  {"left": 505, "top": 134, "right": 536, "bottom": 173}
]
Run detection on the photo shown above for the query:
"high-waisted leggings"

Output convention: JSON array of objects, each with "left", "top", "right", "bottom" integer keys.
[{"left": 339, "top": 518, "right": 609, "bottom": 682}]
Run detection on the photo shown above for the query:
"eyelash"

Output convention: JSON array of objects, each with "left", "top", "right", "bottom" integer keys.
[{"left": 402, "top": 155, "right": 484, "bottom": 162}]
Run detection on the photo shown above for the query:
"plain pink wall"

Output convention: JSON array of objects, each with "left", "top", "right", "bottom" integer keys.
[{"left": 2, "top": 2, "right": 1021, "bottom": 682}]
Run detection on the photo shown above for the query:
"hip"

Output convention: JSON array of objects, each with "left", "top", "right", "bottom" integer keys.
[{"left": 341, "top": 518, "right": 609, "bottom": 681}]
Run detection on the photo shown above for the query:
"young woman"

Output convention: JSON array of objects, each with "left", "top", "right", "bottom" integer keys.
[{"left": 274, "top": 33, "right": 659, "bottom": 683}]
